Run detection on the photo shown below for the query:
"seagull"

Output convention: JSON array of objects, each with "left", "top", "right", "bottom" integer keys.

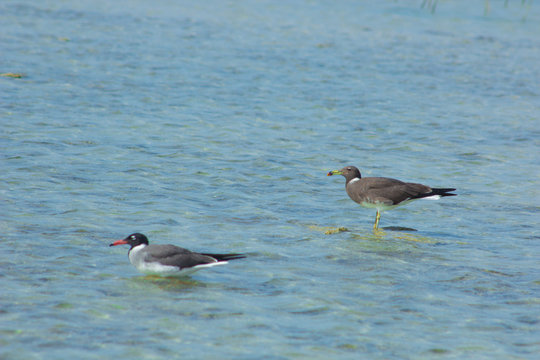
[
  {"left": 110, "top": 233, "right": 245, "bottom": 277},
  {"left": 327, "top": 166, "right": 456, "bottom": 230}
]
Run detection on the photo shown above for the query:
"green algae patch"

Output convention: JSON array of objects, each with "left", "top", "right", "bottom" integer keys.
[
  {"left": 428, "top": 348, "right": 450, "bottom": 354},
  {"left": 308, "top": 225, "right": 348, "bottom": 235},
  {"left": 324, "top": 227, "right": 348, "bottom": 235},
  {"left": 1, "top": 73, "right": 24, "bottom": 78},
  {"left": 54, "top": 302, "right": 74, "bottom": 309}
]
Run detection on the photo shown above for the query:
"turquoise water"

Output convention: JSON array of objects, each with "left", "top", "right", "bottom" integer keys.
[{"left": 1, "top": 0, "right": 539, "bottom": 358}]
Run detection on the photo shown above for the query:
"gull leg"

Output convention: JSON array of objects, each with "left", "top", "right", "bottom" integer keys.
[{"left": 373, "top": 210, "right": 381, "bottom": 230}]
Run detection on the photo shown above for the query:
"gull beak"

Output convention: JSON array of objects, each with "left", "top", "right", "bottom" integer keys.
[{"left": 109, "top": 239, "right": 128, "bottom": 247}]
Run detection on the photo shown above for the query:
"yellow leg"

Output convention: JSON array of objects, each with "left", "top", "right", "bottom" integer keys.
[{"left": 373, "top": 210, "right": 381, "bottom": 230}]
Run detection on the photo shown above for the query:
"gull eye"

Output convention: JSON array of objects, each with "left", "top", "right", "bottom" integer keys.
[
  {"left": 347, "top": 167, "right": 351, "bottom": 171},
  {"left": 130, "top": 235, "right": 136, "bottom": 240}
]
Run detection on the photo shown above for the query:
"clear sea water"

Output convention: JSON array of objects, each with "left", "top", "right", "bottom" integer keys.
[{"left": 1, "top": 1, "right": 539, "bottom": 359}]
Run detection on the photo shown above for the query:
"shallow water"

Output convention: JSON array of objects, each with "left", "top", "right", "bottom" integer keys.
[{"left": 1, "top": 0, "right": 539, "bottom": 359}]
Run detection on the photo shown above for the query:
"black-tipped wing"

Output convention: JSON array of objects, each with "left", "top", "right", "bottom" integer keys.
[
  {"left": 143, "top": 244, "right": 219, "bottom": 269},
  {"left": 408, "top": 187, "right": 457, "bottom": 200},
  {"left": 347, "top": 177, "right": 455, "bottom": 205},
  {"left": 201, "top": 253, "right": 246, "bottom": 262}
]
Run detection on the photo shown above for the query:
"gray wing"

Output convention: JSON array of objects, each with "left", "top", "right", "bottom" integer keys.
[
  {"left": 144, "top": 244, "right": 217, "bottom": 269},
  {"left": 348, "top": 177, "right": 432, "bottom": 205}
]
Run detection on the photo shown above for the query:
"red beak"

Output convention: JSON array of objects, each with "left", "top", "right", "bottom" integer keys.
[{"left": 109, "top": 239, "right": 128, "bottom": 247}]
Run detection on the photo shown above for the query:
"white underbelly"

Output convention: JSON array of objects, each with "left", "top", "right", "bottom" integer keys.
[{"left": 137, "top": 261, "right": 227, "bottom": 277}]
